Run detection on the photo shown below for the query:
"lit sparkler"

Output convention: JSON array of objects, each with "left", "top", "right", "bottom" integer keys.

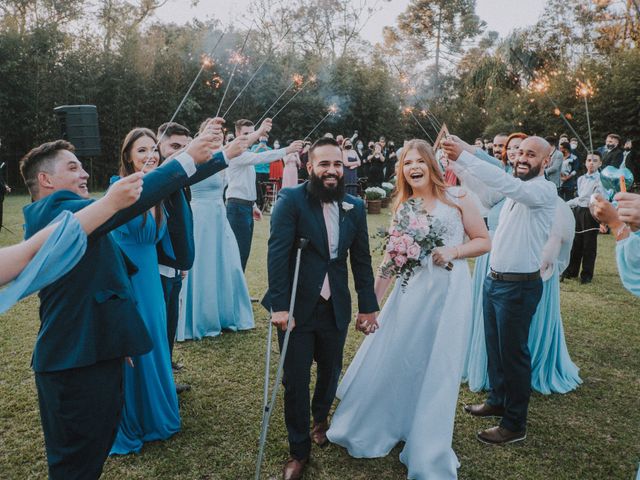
[
  {"left": 215, "top": 23, "right": 254, "bottom": 118},
  {"left": 576, "top": 79, "right": 595, "bottom": 152},
  {"left": 304, "top": 105, "right": 338, "bottom": 139},
  {"left": 268, "top": 74, "right": 317, "bottom": 121}
]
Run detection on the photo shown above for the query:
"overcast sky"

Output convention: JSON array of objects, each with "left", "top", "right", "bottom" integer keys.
[{"left": 155, "top": 0, "right": 547, "bottom": 43}]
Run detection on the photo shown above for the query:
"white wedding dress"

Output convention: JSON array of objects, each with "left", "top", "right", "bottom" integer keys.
[{"left": 327, "top": 189, "right": 471, "bottom": 480}]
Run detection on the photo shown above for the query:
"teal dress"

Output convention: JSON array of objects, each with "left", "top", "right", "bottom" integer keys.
[
  {"left": 177, "top": 172, "right": 254, "bottom": 339},
  {"left": 0, "top": 211, "right": 86, "bottom": 314},
  {"left": 462, "top": 152, "right": 581, "bottom": 394},
  {"left": 109, "top": 180, "right": 180, "bottom": 455}
]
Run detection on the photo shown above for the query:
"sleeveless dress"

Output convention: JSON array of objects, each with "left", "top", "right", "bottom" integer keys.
[
  {"left": 282, "top": 153, "right": 300, "bottom": 189},
  {"left": 177, "top": 172, "right": 253, "bottom": 340},
  {"left": 327, "top": 189, "right": 471, "bottom": 480},
  {"left": 0, "top": 211, "right": 86, "bottom": 314},
  {"left": 109, "top": 198, "right": 180, "bottom": 455}
]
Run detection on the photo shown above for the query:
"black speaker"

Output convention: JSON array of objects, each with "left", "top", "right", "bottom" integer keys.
[{"left": 54, "top": 105, "right": 101, "bottom": 157}]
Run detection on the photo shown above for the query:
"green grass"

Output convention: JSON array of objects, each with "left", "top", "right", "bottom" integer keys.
[{"left": 1, "top": 193, "right": 639, "bottom": 479}]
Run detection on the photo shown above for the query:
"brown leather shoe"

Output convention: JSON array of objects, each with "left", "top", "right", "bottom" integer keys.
[
  {"left": 283, "top": 457, "right": 308, "bottom": 480},
  {"left": 311, "top": 420, "right": 329, "bottom": 447},
  {"left": 463, "top": 403, "right": 505, "bottom": 418},
  {"left": 477, "top": 426, "right": 526, "bottom": 445}
]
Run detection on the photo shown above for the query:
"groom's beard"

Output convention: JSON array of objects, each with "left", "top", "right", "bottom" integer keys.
[{"left": 308, "top": 171, "right": 345, "bottom": 203}]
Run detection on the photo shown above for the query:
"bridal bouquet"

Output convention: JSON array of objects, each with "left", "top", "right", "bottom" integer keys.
[{"left": 376, "top": 198, "right": 447, "bottom": 290}]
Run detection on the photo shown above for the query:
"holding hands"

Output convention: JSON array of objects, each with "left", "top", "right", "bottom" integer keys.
[{"left": 355, "top": 312, "right": 379, "bottom": 335}]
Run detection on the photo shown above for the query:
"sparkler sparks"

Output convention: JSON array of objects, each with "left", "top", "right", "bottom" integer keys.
[
  {"left": 576, "top": 79, "right": 594, "bottom": 98},
  {"left": 201, "top": 54, "right": 214, "bottom": 68},
  {"left": 292, "top": 73, "right": 304, "bottom": 88}
]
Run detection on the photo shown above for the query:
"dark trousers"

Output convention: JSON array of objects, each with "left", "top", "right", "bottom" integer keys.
[
  {"left": 564, "top": 206, "right": 599, "bottom": 281},
  {"left": 226, "top": 200, "right": 253, "bottom": 271},
  {"left": 0, "top": 195, "right": 4, "bottom": 231},
  {"left": 255, "top": 172, "right": 270, "bottom": 209},
  {"left": 483, "top": 276, "right": 543, "bottom": 432},
  {"left": 278, "top": 300, "right": 348, "bottom": 460},
  {"left": 161, "top": 273, "right": 182, "bottom": 360},
  {"left": 35, "top": 358, "right": 123, "bottom": 480}
]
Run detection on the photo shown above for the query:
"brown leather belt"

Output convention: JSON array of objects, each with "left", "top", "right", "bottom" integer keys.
[{"left": 489, "top": 269, "right": 540, "bottom": 282}]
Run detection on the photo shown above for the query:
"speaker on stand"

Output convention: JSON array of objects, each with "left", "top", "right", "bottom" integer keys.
[{"left": 54, "top": 105, "right": 101, "bottom": 191}]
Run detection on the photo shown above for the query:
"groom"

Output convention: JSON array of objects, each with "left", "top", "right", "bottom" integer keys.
[{"left": 263, "top": 137, "right": 379, "bottom": 480}]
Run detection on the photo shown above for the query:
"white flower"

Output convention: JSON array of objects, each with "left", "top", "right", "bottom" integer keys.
[{"left": 342, "top": 201, "right": 354, "bottom": 211}]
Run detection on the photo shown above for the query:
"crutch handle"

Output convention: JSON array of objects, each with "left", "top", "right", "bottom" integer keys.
[{"left": 296, "top": 237, "right": 310, "bottom": 250}]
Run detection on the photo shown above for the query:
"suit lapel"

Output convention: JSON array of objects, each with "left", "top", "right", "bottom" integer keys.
[
  {"left": 337, "top": 200, "right": 346, "bottom": 256},
  {"left": 305, "top": 188, "right": 329, "bottom": 257}
]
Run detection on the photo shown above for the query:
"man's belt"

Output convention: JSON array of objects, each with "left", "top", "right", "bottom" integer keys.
[
  {"left": 227, "top": 197, "right": 254, "bottom": 206},
  {"left": 489, "top": 269, "right": 540, "bottom": 282}
]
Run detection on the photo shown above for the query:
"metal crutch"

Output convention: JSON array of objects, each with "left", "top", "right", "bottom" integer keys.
[{"left": 255, "top": 237, "right": 309, "bottom": 480}]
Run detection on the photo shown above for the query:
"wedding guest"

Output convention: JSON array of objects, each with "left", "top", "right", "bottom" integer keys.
[
  {"left": 367, "top": 142, "right": 385, "bottom": 187},
  {"left": 342, "top": 138, "right": 360, "bottom": 195},
  {"left": 177, "top": 148, "right": 254, "bottom": 340},
  {"left": 545, "top": 136, "right": 563, "bottom": 190},
  {"left": 558, "top": 141, "right": 579, "bottom": 201},
  {"left": 262, "top": 137, "right": 379, "bottom": 480},
  {"left": 562, "top": 152, "right": 605, "bottom": 284},
  {"left": 269, "top": 139, "right": 285, "bottom": 187},
  {"left": 109, "top": 128, "right": 188, "bottom": 454},
  {"left": 282, "top": 143, "right": 301, "bottom": 189},
  {"left": 456, "top": 134, "right": 581, "bottom": 395},
  {"left": 622, "top": 139, "right": 639, "bottom": 192},
  {"left": 591, "top": 191, "right": 640, "bottom": 295},
  {"left": 19, "top": 124, "right": 237, "bottom": 478},
  {"left": 156, "top": 122, "right": 193, "bottom": 383},
  {"left": 385, "top": 140, "right": 397, "bottom": 180},
  {"left": 327, "top": 139, "right": 490, "bottom": 480},
  {"left": 475, "top": 138, "right": 484, "bottom": 150},
  {"left": 602, "top": 133, "right": 624, "bottom": 169},
  {"left": 298, "top": 140, "right": 311, "bottom": 181},
  {"left": 443, "top": 135, "right": 557, "bottom": 445},
  {"left": 225, "top": 118, "right": 296, "bottom": 270},
  {"left": 491, "top": 133, "right": 508, "bottom": 161},
  {"left": 0, "top": 174, "right": 142, "bottom": 311}
]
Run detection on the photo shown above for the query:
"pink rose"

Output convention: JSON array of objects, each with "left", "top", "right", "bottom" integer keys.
[
  {"left": 395, "top": 241, "right": 407, "bottom": 254},
  {"left": 401, "top": 234, "right": 413, "bottom": 246},
  {"left": 408, "top": 217, "right": 419, "bottom": 230},
  {"left": 394, "top": 255, "right": 407, "bottom": 267},
  {"left": 407, "top": 243, "right": 421, "bottom": 260}
]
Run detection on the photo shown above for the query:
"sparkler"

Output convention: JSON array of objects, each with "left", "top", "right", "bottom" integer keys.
[
  {"left": 141, "top": 31, "right": 226, "bottom": 171},
  {"left": 219, "top": 27, "right": 292, "bottom": 120},
  {"left": 304, "top": 105, "right": 338, "bottom": 139},
  {"left": 510, "top": 48, "right": 590, "bottom": 153},
  {"left": 254, "top": 73, "right": 303, "bottom": 124},
  {"left": 576, "top": 79, "right": 595, "bottom": 153},
  {"left": 215, "top": 24, "right": 254, "bottom": 118},
  {"left": 402, "top": 106, "right": 434, "bottom": 143},
  {"left": 268, "top": 74, "right": 317, "bottom": 121}
]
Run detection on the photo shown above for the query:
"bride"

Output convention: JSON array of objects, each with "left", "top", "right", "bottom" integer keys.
[{"left": 326, "top": 139, "right": 490, "bottom": 479}]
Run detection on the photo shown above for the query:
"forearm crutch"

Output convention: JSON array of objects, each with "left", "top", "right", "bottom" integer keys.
[{"left": 255, "top": 237, "right": 309, "bottom": 480}]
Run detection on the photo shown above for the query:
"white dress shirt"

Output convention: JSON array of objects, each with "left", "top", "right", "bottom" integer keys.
[
  {"left": 457, "top": 150, "right": 557, "bottom": 273},
  {"left": 225, "top": 148, "right": 288, "bottom": 201},
  {"left": 320, "top": 201, "right": 340, "bottom": 299},
  {"left": 566, "top": 172, "right": 605, "bottom": 208}
]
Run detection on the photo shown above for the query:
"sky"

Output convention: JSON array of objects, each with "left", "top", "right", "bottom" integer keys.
[{"left": 155, "top": 0, "right": 548, "bottom": 44}]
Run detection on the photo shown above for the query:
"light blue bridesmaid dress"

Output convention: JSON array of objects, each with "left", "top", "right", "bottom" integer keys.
[
  {"left": 177, "top": 171, "right": 253, "bottom": 340},
  {"left": 461, "top": 151, "right": 581, "bottom": 394},
  {"left": 0, "top": 211, "right": 86, "bottom": 314},
  {"left": 109, "top": 179, "right": 180, "bottom": 455},
  {"left": 616, "top": 232, "right": 640, "bottom": 480}
]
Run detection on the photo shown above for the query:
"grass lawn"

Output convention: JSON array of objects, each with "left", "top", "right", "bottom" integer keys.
[{"left": 1, "top": 193, "right": 639, "bottom": 480}]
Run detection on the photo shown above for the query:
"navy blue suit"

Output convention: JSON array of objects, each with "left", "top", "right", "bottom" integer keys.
[
  {"left": 262, "top": 182, "right": 378, "bottom": 459},
  {"left": 22, "top": 151, "right": 226, "bottom": 479}
]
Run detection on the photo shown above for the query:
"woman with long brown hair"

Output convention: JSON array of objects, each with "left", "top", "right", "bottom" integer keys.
[
  {"left": 109, "top": 128, "right": 181, "bottom": 455},
  {"left": 327, "top": 139, "right": 490, "bottom": 479}
]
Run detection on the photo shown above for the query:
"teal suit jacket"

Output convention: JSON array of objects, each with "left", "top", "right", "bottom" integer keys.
[{"left": 23, "top": 151, "right": 227, "bottom": 372}]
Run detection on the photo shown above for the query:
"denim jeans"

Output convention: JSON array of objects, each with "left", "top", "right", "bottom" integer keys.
[{"left": 483, "top": 275, "right": 543, "bottom": 432}]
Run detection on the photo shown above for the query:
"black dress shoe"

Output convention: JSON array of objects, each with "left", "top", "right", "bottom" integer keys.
[
  {"left": 176, "top": 383, "right": 191, "bottom": 394},
  {"left": 580, "top": 277, "right": 592, "bottom": 284},
  {"left": 477, "top": 425, "right": 526, "bottom": 445},
  {"left": 283, "top": 456, "right": 308, "bottom": 480},
  {"left": 172, "top": 361, "right": 184, "bottom": 371},
  {"left": 464, "top": 403, "right": 505, "bottom": 418}
]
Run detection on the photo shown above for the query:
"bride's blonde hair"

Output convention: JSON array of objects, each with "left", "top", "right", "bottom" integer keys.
[{"left": 393, "top": 139, "right": 461, "bottom": 214}]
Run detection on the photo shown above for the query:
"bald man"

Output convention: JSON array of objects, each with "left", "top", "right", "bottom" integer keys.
[{"left": 442, "top": 136, "right": 556, "bottom": 445}]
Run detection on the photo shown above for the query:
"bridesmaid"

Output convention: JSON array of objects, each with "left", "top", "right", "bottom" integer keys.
[
  {"left": 177, "top": 167, "right": 254, "bottom": 340},
  {"left": 282, "top": 143, "right": 301, "bottom": 189},
  {"left": 109, "top": 128, "right": 181, "bottom": 455}
]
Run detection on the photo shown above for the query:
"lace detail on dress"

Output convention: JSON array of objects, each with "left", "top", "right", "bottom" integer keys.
[{"left": 434, "top": 187, "right": 465, "bottom": 248}]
